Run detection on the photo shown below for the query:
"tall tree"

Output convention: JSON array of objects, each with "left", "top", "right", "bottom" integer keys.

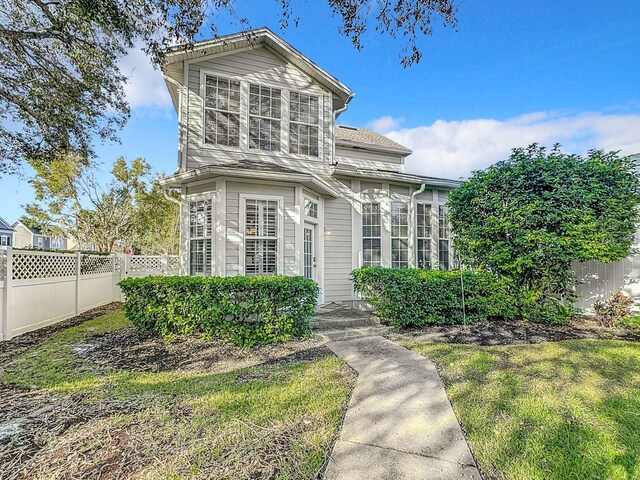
[
  {"left": 448, "top": 145, "right": 640, "bottom": 320},
  {"left": 0, "top": 0, "right": 457, "bottom": 174},
  {"left": 24, "top": 155, "right": 178, "bottom": 253}
]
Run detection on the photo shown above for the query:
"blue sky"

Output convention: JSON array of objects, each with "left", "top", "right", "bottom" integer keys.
[{"left": 3, "top": 0, "right": 640, "bottom": 222}]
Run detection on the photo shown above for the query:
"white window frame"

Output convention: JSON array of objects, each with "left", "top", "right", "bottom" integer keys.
[
  {"left": 416, "top": 202, "right": 433, "bottom": 269},
  {"left": 248, "top": 83, "right": 282, "bottom": 152},
  {"left": 289, "top": 90, "right": 321, "bottom": 157},
  {"left": 0, "top": 235, "right": 8, "bottom": 246},
  {"left": 303, "top": 196, "right": 319, "bottom": 223},
  {"left": 201, "top": 73, "right": 242, "bottom": 148},
  {"left": 390, "top": 201, "right": 409, "bottom": 268},
  {"left": 187, "top": 195, "right": 214, "bottom": 276},
  {"left": 362, "top": 202, "right": 382, "bottom": 267},
  {"left": 438, "top": 204, "right": 451, "bottom": 270},
  {"left": 239, "top": 194, "right": 285, "bottom": 276},
  {"left": 197, "top": 68, "right": 324, "bottom": 159}
]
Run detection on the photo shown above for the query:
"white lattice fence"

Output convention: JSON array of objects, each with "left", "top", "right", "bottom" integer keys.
[{"left": 1, "top": 249, "right": 180, "bottom": 340}]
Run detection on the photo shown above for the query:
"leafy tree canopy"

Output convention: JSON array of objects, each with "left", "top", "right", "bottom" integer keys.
[
  {"left": 448, "top": 145, "right": 640, "bottom": 300},
  {"left": 23, "top": 155, "right": 179, "bottom": 254},
  {"left": 1, "top": 0, "right": 457, "bottom": 174}
]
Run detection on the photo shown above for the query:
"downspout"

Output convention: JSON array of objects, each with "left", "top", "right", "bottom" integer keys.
[
  {"left": 163, "top": 187, "right": 182, "bottom": 207},
  {"left": 411, "top": 183, "right": 426, "bottom": 199},
  {"left": 162, "top": 73, "right": 184, "bottom": 175},
  {"left": 330, "top": 93, "right": 354, "bottom": 168}
]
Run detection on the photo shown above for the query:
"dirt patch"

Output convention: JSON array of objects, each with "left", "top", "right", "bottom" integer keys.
[
  {"left": 387, "top": 317, "right": 640, "bottom": 346},
  {"left": 75, "top": 327, "right": 327, "bottom": 374},
  {"left": 0, "top": 383, "right": 148, "bottom": 480},
  {"left": 0, "top": 303, "right": 122, "bottom": 366}
]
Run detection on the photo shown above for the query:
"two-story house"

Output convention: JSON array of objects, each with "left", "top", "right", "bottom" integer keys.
[
  {"left": 159, "top": 28, "right": 460, "bottom": 305},
  {"left": 0, "top": 216, "right": 14, "bottom": 246},
  {"left": 11, "top": 221, "right": 68, "bottom": 250}
]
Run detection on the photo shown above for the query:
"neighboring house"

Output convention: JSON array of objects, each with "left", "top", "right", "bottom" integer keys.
[
  {"left": 0, "top": 216, "right": 14, "bottom": 246},
  {"left": 159, "top": 28, "right": 460, "bottom": 305},
  {"left": 11, "top": 221, "right": 68, "bottom": 250}
]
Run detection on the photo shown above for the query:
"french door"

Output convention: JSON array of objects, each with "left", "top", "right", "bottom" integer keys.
[{"left": 303, "top": 223, "right": 317, "bottom": 281}]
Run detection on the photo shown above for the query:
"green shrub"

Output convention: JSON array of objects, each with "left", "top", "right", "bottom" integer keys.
[
  {"left": 118, "top": 275, "right": 319, "bottom": 347},
  {"left": 350, "top": 267, "right": 519, "bottom": 328}
]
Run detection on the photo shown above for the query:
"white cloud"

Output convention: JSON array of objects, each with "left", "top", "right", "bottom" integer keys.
[
  {"left": 367, "top": 115, "right": 403, "bottom": 133},
  {"left": 118, "top": 46, "right": 172, "bottom": 110},
  {"left": 384, "top": 111, "right": 640, "bottom": 180}
]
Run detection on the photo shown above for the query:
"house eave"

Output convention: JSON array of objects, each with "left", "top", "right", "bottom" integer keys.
[
  {"left": 330, "top": 165, "right": 462, "bottom": 189},
  {"left": 160, "top": 166, "right": 340, "bottom": 198},
  {"left": 335, "top": 139, "right": 412, "bottom": 156},
  {"left": 163, "top": 27, "right": 353, "bottom": 105}
]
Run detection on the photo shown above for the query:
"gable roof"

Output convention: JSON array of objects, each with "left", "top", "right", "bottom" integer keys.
[
  {"left": 336, "top": 125, "right": 412, "bottom": 155},
  {"left": 164, "top": 28, "right": 353, "bottom": 108},
  {"left": 11, "top": 220, "right": 50, "bottom": 236},
  {"left": 0, "top": 216, "right": 14, "bottom": 232}
]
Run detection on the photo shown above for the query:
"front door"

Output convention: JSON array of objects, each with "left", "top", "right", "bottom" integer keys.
[{"left": 303, "top": 223, "right": 317, "bottom": 281}]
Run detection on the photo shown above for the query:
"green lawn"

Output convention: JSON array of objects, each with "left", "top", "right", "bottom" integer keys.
[
  {"left": 406, "top": 340, "right": 640, "bottom": 480},
  {"left": 2, "top": 311, "right": 354, "bottom": 479}
]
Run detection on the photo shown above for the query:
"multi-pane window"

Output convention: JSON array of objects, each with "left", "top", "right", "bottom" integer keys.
[
  {"left": 438, "top": 205, "right": 450, "bottom": 270},
  {"left": 203, "top": 75, "right": 241, "bottom": 147},
  {"left": 289, "top": 92, "right": 319, "bottom": 156},
  {"left": 416, "top": 203, "right": 432, "bottom": 269},
  {"left": 0, "top": 235, "right": 8, "bottom": 246},
  {"left": 189, "top": 199, "right": 213, "bottom": 276},
  {"left": 249, "top": 84, "right": 281, "bottom": 151},
  {"left": 391, "top": 202, "right": 409, "bottom": 268},
  {"left": 245, "top": 199, "right": 279, "bottom": 275},
  {"left": 304, "top": 198, "right": 318, "bottom": 219},
  {"left": 362, "top": 203, "right": 381, "bottom": 267}
]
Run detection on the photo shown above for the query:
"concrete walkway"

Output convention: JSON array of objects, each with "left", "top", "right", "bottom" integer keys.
[{"left": 325, "top": 336, "right": 482, "bottom": 480}]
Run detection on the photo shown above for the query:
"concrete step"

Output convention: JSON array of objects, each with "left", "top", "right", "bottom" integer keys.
[
  {"left": 315, "top": 325, "right": 389, "bottom": 341},
  {"left": 311, "top": 316, "right": 380, "bottom": 330}
]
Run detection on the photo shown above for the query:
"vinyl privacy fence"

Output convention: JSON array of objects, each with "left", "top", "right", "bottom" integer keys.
[{"left": 0, "top": 248, "right": 178, "bottom": 341}]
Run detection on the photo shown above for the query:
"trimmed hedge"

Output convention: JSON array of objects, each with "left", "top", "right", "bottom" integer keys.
[
  {"left": 118, "top": 275, "right": 319, "bottom": 347},
  {"left": 351, "top": 267, "right": 519, "bottom": 328}
]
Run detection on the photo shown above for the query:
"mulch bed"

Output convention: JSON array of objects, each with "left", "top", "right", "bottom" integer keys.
[
  {"left": 0, "top": 303, "right": 123, "bottom": 368},
  {"left": 387, "top": 317, "right": 640, "bottom": 346}
]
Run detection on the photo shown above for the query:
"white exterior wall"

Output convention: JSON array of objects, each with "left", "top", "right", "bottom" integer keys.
[{"left": 184, "top": 46, "right": 334, "bottom": 172}]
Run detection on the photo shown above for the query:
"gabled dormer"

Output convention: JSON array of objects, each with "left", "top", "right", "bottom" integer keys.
[{"left": 162, "top": 28, "right": 353, "bottom": 172}]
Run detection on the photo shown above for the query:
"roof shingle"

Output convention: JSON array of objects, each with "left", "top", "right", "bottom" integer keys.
[{"left": 336, "top": 125, "right": 411, "bottom": 154}]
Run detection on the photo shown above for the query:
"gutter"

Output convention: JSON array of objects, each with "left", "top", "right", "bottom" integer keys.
[{"left": 331, "top": 94, "right": 355, "bottom": 167}]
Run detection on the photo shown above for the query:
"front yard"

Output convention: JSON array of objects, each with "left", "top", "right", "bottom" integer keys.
[
  {"left": 0, "top": 306, "right": 355, "bottom": 479},
  {"left": 407, "top": 340, "right": 640, "bottom": 480}
]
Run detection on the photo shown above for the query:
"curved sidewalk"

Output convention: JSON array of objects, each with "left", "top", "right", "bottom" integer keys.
[{"left": 325, "top": 336, "right": 482, "bottom": 480}]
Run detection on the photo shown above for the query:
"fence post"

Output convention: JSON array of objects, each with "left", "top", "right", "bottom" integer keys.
[
  {"left": 75, "top": 251, "right": 81, "bottom": 315},
  {"left": 162, "top": 253, "right": 169, "bottom": 275},
  {"left": 3, "top": 247, "right": 13, "bottom": 341}
]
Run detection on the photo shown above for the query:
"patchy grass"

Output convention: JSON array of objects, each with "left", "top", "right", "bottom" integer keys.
[
  {"left": 406, "top": 340, "right": 640, "bottom": 480},
  {"left": 1, "top": 310, "right": 354, "bottom": 479}
]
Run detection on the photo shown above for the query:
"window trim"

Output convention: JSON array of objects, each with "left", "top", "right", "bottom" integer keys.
[
  {"left": 248, "top": 83, "right": 283, "bottom": 152},
  {"left": 239, "top": 193, "right": 285, "bottom": 275},
  {"left": 200, "top": 72, "right": 242, "bottom": 148},
  {"left": 0, "top": 235, "right": 8, "bottom": 246},
  {"left": 361, "top": 201, "right": 382, "bottom": 267},
  {"left": 198, "top": 68, "right": 324, "bottom": 159},
  {"left": 303, "top": 196, "right": 319, "bottom": 224},
  {"left": 415, "top": 201, "right": 433, "bottom": 269},
  {"left": 438, "top": 204, "right": 451, "bottom": 271},
  {"left": 390, "top": 201, "right": 409, "bottom": 268},
  {"left": 289, "top": 90, "right": 321, "bottom": 157},
  {"left": 187, "top": 194, "right": 215, "bottom": 276}
]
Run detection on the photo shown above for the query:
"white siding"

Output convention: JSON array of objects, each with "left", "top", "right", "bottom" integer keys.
[
  {"left": 184, "top": 46, "right": 333, "bottom": 170},
  {"left": 336, "top": 146, "right": 405, "bottom": 172},
  {"left": 324, "top": 180, "right": 353, "bottom": 302}
]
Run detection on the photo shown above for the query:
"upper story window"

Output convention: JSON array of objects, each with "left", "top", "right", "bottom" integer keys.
[
  {"left": 0, "top": 235, "right": 9, "bottom": 246},
  {"left": 204, "top": 75, "right": 241, "bottom": 147},
  {"left": 249, "top": 84, "right": 281, "bottom": 151},
  {"left": 289, "top": 92, "right": 319, "bottom": 157}
]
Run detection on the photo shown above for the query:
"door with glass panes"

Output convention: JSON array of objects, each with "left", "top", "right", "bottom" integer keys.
[{"left": 303, "top": 223, "right": 317, "bottom": 281}]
